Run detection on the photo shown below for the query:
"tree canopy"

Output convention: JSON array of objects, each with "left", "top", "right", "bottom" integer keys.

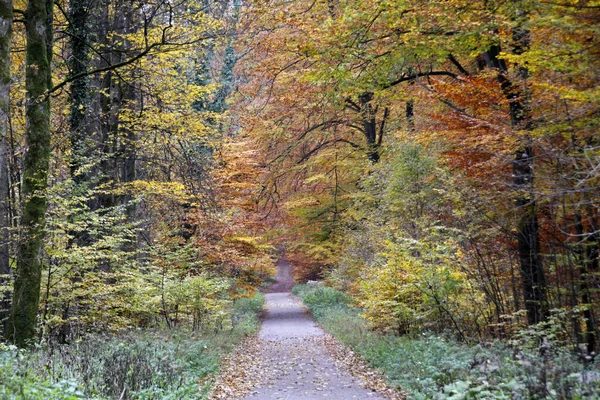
[{"left": 0, "top": 0, "right": 598, "bottom": 373}]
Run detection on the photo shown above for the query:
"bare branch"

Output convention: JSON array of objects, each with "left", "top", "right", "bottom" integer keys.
[{"left": 386, "top": 71, "right": 457, "bottom": 89}]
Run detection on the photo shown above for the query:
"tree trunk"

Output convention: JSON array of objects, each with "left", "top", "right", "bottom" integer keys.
[
  {"left": 510, "top": 22, "right": 548, "bottom": 326},
  {"left": 406, "top": 99, "right": 414, "bottom": 133},
  {"left": 482, "top": 40, "right": 547, "bottom": 325},
  {"left": 575, "top": 207, "right": 599, "bottom": 353},
  {"left": 9, "top": 0, "right": 53, "bottom": 346},
  {"left": 359, "top": 92, "right": 379, "bottom": 163},
  {"left": 115, "top": 0, "right": 138, "bottom": 237},
  {"left": 68, "top": 0, "right": 91, "bottom": 186},
  {"left": 54, "top": 0, "right": 96, "bottom": 343},
  {"left": 513, "top": 151, "right": 547, "bottom": 325},
  {"left": 0, "top": 0, "right": 13, "bottom": 337},
  {"left": 95, "top": 0, "right": 137, "bottom": 214},
  {"left": 345, "top": 93, "right": 389, "bottom": 163}
]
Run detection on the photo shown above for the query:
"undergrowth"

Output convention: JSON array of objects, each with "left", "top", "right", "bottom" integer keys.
[
  {"left": 0, "top": 293, "right": 264, "bottom": 399},
  {"left": 293, "top": 284, "right": 600, "bottom": 399}
]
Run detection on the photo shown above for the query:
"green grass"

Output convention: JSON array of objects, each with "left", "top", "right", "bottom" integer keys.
[
  {"left": 293, "top": 284, "right": 600, "bottom": 400},
  {"left": 0, "top": 293, "right": 264, "bottom": 400}
]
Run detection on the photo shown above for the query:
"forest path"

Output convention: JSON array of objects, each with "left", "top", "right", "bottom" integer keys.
[{"left": 239, "top": 257, "right": 386, "bottom": 400}]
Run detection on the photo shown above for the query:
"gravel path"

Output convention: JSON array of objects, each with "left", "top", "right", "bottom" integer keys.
[{"left": 241, "top": 258, "right": 386, "bottom": 400}]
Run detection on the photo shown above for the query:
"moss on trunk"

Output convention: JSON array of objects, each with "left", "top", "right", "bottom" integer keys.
[{"left": 9, "top": 0, "right": 53, "bottom": 347}]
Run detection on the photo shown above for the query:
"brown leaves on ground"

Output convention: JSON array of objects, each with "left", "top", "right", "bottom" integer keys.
[
  {"left": 207, "top": 335, "right": 266, "bottom": 399},
  {"left": 207, "top": 331, "right": 405, "bottom": 400},
  {"left": 322, "top": 335, "right": 406, "bottom": 400}
]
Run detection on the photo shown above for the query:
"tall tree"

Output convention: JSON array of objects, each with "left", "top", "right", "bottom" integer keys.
[
  {"left": 480, "top": 19, "right": 548, "bottom": 325},
  {"left": 9, "top": 0, "right": 53, "bottom": 346},
  {"left": 0, "top": 0, "right": 13, "bottom": 335},
  {"left": 68, "top": 0, "right": 91, "bottom": 186}
]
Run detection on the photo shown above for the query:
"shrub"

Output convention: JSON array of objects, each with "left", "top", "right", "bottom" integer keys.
[
  {"left": 0, "top": 293, "right": 264, "bottom": 399},
  {"left": 294, "top": 283, "right": 600, "bottom": 399},
  {"left": 0, "top": 343, "right": 88, "bottom": 399},
  {"left": 231, "top": 292, "right": 265, "bottom": 336}
]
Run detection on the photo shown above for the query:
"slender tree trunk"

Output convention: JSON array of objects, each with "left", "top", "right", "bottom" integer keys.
[
  {"left": 9, "top": 0, "right": 53, "bottom": 346},
  {"left": 570, "top": 126, "right": 599, "bottom": 352},
  {"left": 0, "top": 0, "right": 13, "bottom": 337},
  {"left": 576, "top": 206, "right": 599, "bottom": 353},
  {"left": 116, "top": 1, "right": 138, "bottom": 240},
  {"left": 406, "top": 99, "right": 414, "bottom": 133},
  {"left": 120, "top": 114, "right": 136, "bottom": 224}
]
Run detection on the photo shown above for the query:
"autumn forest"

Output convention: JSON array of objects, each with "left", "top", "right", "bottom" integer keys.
[{"left": 0, "top": 0, "right": 599, "bottom": 398}]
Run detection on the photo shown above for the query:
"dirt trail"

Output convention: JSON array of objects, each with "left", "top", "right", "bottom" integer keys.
[
  {"left": 241, "top": 258, "right": 386, "bottom": 400},
  {"left": 266, "top": 256, "right": 296, "bottom": 293}
]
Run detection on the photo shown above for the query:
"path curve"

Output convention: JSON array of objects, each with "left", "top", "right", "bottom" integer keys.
[
  {"left": 267, "top": 256, "right": 296, "bottom": 293},
  {"left": 242, "top": 257, "right": 385, "bottom": 400}
]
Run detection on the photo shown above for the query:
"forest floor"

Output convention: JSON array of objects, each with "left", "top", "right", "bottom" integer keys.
[{"left": 210, "top": 258, "right": 400, "bottom": 399}]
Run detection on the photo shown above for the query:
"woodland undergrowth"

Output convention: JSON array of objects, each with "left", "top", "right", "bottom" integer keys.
[
  {"left": 0, "top": 293, "right": 264, "bottom": 399},
  {"left": 293, "top": 284, "right": 600, "bottom": 400}
]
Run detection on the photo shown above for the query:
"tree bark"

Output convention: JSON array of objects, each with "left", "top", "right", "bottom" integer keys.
[
  {"left": 482, "top": 39, "right": 547, "bottom": 326},
  {"left": 68, "top": 0, "right": 91, "bottom": 186},
  {"left": 115, "top": 0, "right": 137, "bottom": 229},
  {"left": 95, "top": 0, "right": 137, "bottom": 214},
  {"left": 358, "top": 92, "right": 380, "bottom": 163},
  {"left": 9, "top": 0, "right": 53, "bottom": 346},
  {"left": 0, "top": 0, "right": 13, "bottom": 337},
  {"left": 406, "top": 99, "right": 414, "bottom": 133}
]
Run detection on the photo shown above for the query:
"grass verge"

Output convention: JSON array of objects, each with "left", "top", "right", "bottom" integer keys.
[
  {"left": 293, "top": 284, "right": 600, "bottom": 399},
  {"left": 0, "top": 293, "right": 264, "bottom": 400}
]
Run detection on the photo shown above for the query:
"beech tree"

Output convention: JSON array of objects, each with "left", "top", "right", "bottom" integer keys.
[
  {"left": 237, "top": 0, "right": 599, "bottom": 346},
  {"left": 0, "top": 0, "right": 277, "bottom": 345},
  {"left": 1, "top": 0, "right": 596, "bottom": 353},
  {"left": 9, "top": 0, "right": 53, "bottom": 346},
  {"left": 0, "top": 0, "right": 12, "bottom": 335},
  {"left": 481, "top": 41, "right": 548, "bottom": 326}
]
